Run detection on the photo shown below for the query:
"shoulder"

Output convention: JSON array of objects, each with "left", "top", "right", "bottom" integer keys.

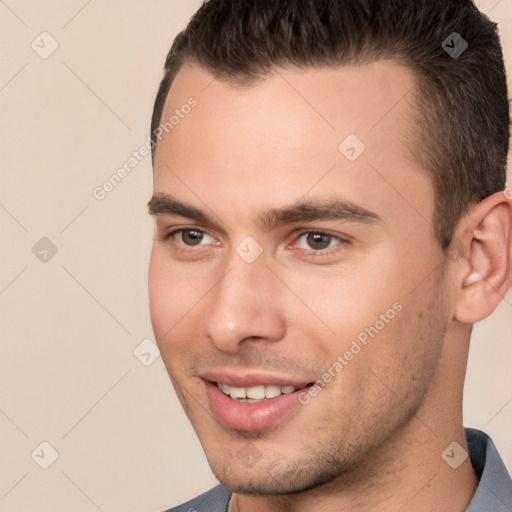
[{"left": 162, "top": 484, "right": 232, "bottom": 512}]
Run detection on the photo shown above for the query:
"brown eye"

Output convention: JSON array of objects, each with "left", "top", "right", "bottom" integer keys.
[
  {"left": 305, "top": 232, "right": 333, "bottom": 250},
  {"left": 178, "top": 229, "right": 206, "bottom": 246}
]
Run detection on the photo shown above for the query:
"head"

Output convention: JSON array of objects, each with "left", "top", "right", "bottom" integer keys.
[{"left": 147, "top": 0, "right": 511, "bottom": 497}]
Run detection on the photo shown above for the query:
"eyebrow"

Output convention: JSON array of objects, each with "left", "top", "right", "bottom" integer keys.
[
  {"left": 147, "top": 193, "right": 381, "bottom": 228},
  {"left": 260, "top": 200, "right": 381, "bottom": 227},
  {"left": 148, "top": 194, "right": 213, "bottom": 224}
]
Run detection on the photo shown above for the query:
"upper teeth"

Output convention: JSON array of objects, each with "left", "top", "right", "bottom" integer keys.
[{"left": 217, "top": 382, "right": 298, "bottom": 400}]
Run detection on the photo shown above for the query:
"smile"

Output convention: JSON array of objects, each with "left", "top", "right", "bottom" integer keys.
[{"left": 216, "top": 382, "right": 300, "bottom": 402}]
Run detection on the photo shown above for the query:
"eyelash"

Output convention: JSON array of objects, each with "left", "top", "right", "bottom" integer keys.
[
  {"left": 158, "top": 227, "right": 351, "bottom": 256},
  {"left": 291, "top": 230, "right": 351, "bottom": 255}
]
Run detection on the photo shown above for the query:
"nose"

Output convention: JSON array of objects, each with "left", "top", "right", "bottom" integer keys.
[{"left": 204, "top": 254, "right": 286, "bottom": 352}]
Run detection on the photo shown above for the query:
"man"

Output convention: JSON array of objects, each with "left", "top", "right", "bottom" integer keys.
[{"left": 147, "top": 0, "right": 512, "bottom": 510}]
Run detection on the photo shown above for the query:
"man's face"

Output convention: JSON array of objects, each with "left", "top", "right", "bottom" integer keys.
[{"left": 148, "top": 61, "right": 453, "bottom": 493}]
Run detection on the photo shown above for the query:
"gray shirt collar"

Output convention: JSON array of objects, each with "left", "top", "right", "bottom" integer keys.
[{"left": 465, "top": 428, "right": 512, "bottom": 511}]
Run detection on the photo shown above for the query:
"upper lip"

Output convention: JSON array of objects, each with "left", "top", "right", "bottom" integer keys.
[{"left": 201, "top": 370, "right": 313, "bottom": 388}]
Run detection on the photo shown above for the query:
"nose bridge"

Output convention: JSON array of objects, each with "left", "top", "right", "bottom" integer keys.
[{"left": 204, "top": 249, "right": 285, "bottom": 350}]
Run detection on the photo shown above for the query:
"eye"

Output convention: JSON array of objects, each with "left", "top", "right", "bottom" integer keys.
[
  {"left": 294, "top": 231, "right": 345, "bottom": 251},
  {"left": 171, "top": 228, "right": 216, "bottom": 247}
]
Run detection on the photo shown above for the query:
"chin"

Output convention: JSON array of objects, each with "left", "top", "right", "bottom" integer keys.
[{"left": 209, "top": 454, "right": 350, "bottom": 496}]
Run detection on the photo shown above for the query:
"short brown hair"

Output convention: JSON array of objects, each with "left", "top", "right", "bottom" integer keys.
[{"left": 151, "top": 0, "right": 510, "bottom": 251}]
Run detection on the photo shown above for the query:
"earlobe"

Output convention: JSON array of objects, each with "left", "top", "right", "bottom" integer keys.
[{"left": 453, "top": 192, "right": 512, "bottom": 324}]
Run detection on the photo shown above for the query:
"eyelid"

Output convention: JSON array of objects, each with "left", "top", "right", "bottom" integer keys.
[
  {"left": 177, "top": 228, "right": 212, "bottom": 242},
  {"left": 158, "top": 226, "right": 218, "bottom": 246},
  {"left": 284, "top": 230, "right": 352, "bottom": 260},
  {"left": 291, "top": 229, "right": 351, "bottom": 245}
]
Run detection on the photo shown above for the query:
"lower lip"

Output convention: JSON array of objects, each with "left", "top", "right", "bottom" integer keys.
[{"left": 204, "top": 381, "right": 310, "bottom": 431}]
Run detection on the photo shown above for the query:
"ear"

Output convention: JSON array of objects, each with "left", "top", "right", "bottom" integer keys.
[{"left": 453, "top": 190, "right": 512, "bottom": 324}]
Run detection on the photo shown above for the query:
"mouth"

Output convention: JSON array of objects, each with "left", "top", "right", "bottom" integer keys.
[
  {"left": 203, "top": 376, "right": 315, "bottom": 431},
  {"left": 215, "top": 381, "right": 305, "bottom": 402}
]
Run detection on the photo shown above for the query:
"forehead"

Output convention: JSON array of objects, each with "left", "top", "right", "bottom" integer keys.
[
  {"left": 153, "top": 60, "right": 433, "bottom": 228},
  {"left": 159, "top": 59, "right": 416, "bottom": 135}
]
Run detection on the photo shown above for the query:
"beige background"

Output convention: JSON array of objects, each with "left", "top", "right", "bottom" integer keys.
[{"left": 0, "top": 1, "right": 511, "bottom": 511}]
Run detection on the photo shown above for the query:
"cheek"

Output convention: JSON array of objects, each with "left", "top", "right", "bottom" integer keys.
[
  {"left": 346, "top": 281, "right": 447, "bottom": 399},
  {"left": 148, "top": 248, "right": 217, "bottom": 370},
  {"left": 148, "top": 251, "right": 174, "bottom": 338},
  {"left": 148, "top": 250, "right": 195, "bottom": 352},
  {"left": 279, "top": 258, "right": 403, "bottom": 344}
]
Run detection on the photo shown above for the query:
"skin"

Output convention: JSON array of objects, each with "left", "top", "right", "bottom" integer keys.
[{"left": 148, "top": 60, "right": 512, "bottom": 511}]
